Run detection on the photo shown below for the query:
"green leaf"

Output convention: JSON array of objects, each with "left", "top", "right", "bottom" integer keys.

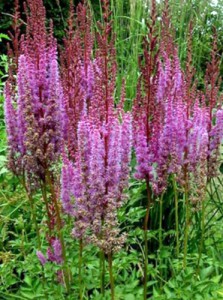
[
  {"left": 125, "top": 295, "right": 135, "bottom": 300},
  {"left": 163, "top": 285, "right": 174, "bottom": 298},
  {"left": 20, "top": 292, "right": 35, "bottom": 299},
  {"left": 153, "top": 287, "right": 161, "bottom": 297},
  {"left": 24, "top": 276, "right": 32, "bottom": 286},
  {"left": 211, "top": 275, "right": 222, "bottom": 283},
  {"left": 0, "top": 167, "right": 8, "bottom": 175},
  {"left": 160, "top": 247, "right": 171, "bottom": 259},
  {"left": 217, "top": 290, "right": 223, "bottom": 298},
  {"left": 200, "top": 266, "right": 214, "bottom": 280},
  {"left": 0, "top": 155, "right": 7, "bottom": 162},
  {"left": 0, "top": 33, "right": 10, "bottom": 42},
  {"left": 20, "top": 291, "right": 44, "bottom": 299},
  {"left": 147, "top": 280, "right": 158, "bottom": 287}
]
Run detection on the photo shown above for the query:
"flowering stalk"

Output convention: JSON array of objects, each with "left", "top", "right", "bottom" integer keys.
[
  {"left": 60, "top": 3, "right": 95, "bottom": 293},
  {"left": 4, "top": 0, "right": 71, "bottom": 291},
  {"left": 60, "top": 0, "right": 94, "bottom": 158},
  {"left": 96, "top": 0, "right": 115, "bottom": 294},
  {"left": 132, "top": 1, "right": 159, "bottom": 297},
  {"left": 60, "top": 2, "right": 132, "bottom": 299},
  {"left": 46, "top": 170, "right": 71, "bottom": 291}
]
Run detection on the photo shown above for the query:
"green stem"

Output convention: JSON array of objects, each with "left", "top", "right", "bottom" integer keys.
[
  {"left": 79, "top": 239, "right": 83, "bottom": 300},
  {"left": 159, "top": 193, "right": 164, "bottom": 283},
  {"left": 21, "top": 229, "right": 25, "bottom": 258},
  {"left": 144, "top": 229, "right": 148, "bottom": 300},
  {"left": 55, "top": 0, "right": 65, "bottom": 29},
  {"left": 172, "top": 176, "right": 179, "bottom": 258},
  {"left": 100, "top": 250, "right": 105, "bottom": 296},
  {"left": 159, "top": 193, "right": 163, "bottom": 251},
  {"left": 21, "top": 177, "right": 41, "bottom": 249},
  {"left": 42, "top": 266, "right": 48, "bottom": 300},
  {"left": 183, "top": 183, "right": 190, "bottom": 269},
  {"left": 27, "top": 192, "right": 40, "bottom": 248},
  {"left": 108, "top": 253, "right": 115, "bottom": 300},
  {"left": 197, "top": 198, "right": 206, "bottom": 271},
  {"left": 144, "top": 180, "right": 152, "bottom": 300},
  {"left": 99, "top": 215, "right": 105, "bottom": 296},
  {"left": 46, "top": 170, "right": 71, "bottom": 293},
  {"left": 40, "top": 183, "right": 52, "bottom": 236}
]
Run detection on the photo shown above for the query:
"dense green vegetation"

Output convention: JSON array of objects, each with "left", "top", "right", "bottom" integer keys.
[{"left": 1, "top": 1, "right": 223, "bottom": 299}]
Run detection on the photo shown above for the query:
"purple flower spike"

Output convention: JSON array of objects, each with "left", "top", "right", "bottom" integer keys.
[{"left": 36, "top": 250, "right": 47, "bottom": 265}]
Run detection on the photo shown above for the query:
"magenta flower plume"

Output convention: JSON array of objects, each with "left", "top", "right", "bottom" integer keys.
[
  {"left": 132, "top": 5, "right": 221, "bottom": 200},
  {"left": 61, "top": 158, "right": 75, "bottom": 216},
  {"left": 37, "top": 238, "right": 63, "bottom": 266},
  {"left": 132, "top": 4, "right": 223, "bottom": 209},
  {"left": 208, "top": 109, "right": 223, "bottom": 177},
  {"left": 60, "top": 0, "right": 132, "bottom": 254},
  {"left": 4, "top": 82, "right": 21, "bottom": 175},
  {"left": 45, "top": 239, "right": 63, "bottom": 265},
  {"left": 204, "top": 30, "right": 223, "bottom": 178},
  {"left": 36, "top": 251, "right": 47, "bottom": 266},
  {"left": 61, "top": 112, "right": 132, "bottom": 252},
  {"left": 4, "top": 0, "right": 63, "bottom": 186},
  {"left": 50, "top": 238, "right": 63, "bottom": 264}
]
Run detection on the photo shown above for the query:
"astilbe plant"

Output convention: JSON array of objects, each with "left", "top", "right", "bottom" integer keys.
[
  {"left": 59, "top": 2, "right": 95, "bottom": 298},
  {"left": 4, "top": 0, "right": 70, "bottom": 291},
  {"left": 132, "top": 1, "right": 159, "bottom": 298},
  {"left": 132, "top": 0, "right": 223, "bottom": 297},
  {"left": 3, "top": 0, "right": 44, "bottom": 250},
  {"left": 159, "top": 27, "right": 223, "bottom": 267},
  {"left": 61, "top": 1, "right": 132, "bottom": 298}
]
